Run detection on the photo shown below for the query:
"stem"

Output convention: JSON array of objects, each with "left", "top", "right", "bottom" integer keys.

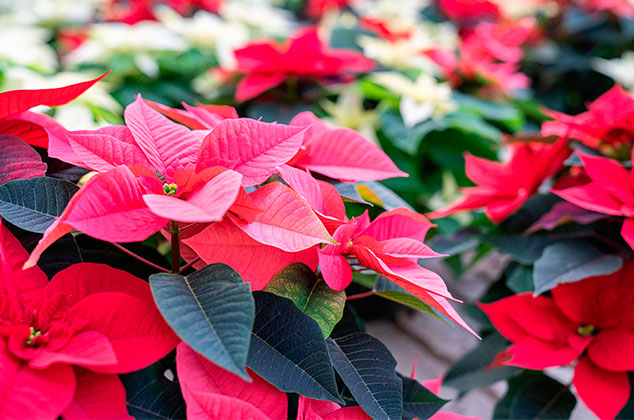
[
  {"left": 178, "top": 222, "right": 201, "bottom": 234},
  {"left": 171, "top": 220, "right": 181, "bottom": 274},
  {"left": 110, "top": 242, "right": 169, "bottom": 273},
  {"left": 347, "top": 290, "right": 375, "bottom": 300},
  {"left": 180, "top": 257, "right": 201, "bottom": 272}
]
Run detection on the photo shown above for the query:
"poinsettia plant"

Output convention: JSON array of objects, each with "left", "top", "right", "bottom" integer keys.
[{"left": 0, "top": 73, "right": 472, "bottom": 419}]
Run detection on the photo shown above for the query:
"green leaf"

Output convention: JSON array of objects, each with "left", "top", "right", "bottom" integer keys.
[
  {"left": 533, "top": 240, "right": 623, "bottom": 295},
  {"left": 506, "top": 262, "right": 534, "bottom": 293},
  {"left": 120, "top": 353, "right": 186, "bottom": 420},
  {"left": 0, "top": 177, "right": 78, "bottom": 233},
  {"left": 444, "top": 332, "right": 521, "bottom": 393},
  {"left": 401, "top": 376, "right": 448, "bottom": 420},
  {"left": 374, "top": 276, "right": 437, "bottom": 316},
  {"left": 327, "top": 333, "right": 403, "bottom": 419},
  {"left": 443, "top": 114, "right": 502, "bottom": 142},
  {"left": 494, "top": 371, "right": 576, "bottom": 420},
  {"left": 329, "top": 181, "right": 373, "bottom": 205},
  {"left": 356, "top": 181, "right": 414, "bottom": 210},
  {"left": 149, "top": 264, "right": 254, "bottom": 379},
  {"left": 483, "top": 233, "right": 557, "bottom": 264},
  {"left": 453, "top": 92, "right": 524, "bottom": 132},
  {"left": 265, "top": 263, "right": 345, "bottom": 338},
  {"left": 248, "top": 292, "right": 341, "bottom": 403}
]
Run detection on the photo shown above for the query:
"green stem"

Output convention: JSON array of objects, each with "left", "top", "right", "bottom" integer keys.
[{"left": 171, "top": 220, "right": 181, "bottom": 274}]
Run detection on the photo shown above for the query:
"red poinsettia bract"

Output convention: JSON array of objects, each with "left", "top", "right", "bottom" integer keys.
[
  {"left": 233, "top": 27, "right": 374, "bottom": 102},
  {"left": 176, "top": 342, "right": 371, "bottom": 419},
  {"left": 427, "top": 138, "right": 570, "bottom": 223},
  {"left": 437, "top": 0, "right": 502, "bottom": 27},
  {"left": 0, "top": 221, "right": 178, "bottom": 419},
  {"left": 102, "top": 0, "right": 223, "bottom": 24},
  {"left": 0, "top": 73, "right": 107, "bottom": 149},
  {"left": 479, "top": 262, "right": 634, "bottom": 419},
  {"left": 542, "top": 85, "right": 634, "bottom": 149},
  {"left": 305, "top": 0, "right": 353, "bottom": 19},
  {"left": 553, "top": 151, "right": 634, "bottom": 249}
]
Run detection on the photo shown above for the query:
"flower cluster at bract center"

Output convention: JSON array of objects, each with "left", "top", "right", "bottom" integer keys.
[{"left": 480, "top": 262, "right": 634, "bottom": 419}]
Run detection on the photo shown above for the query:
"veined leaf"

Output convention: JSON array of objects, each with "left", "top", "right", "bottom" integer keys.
[
  {"left": 150, "top": 264, "right": 255, "bottom": 379},
  {"left": 266, "top": 263, "right": 345, "bottom": 338},
  {"left": 401, "top": 376, "right": 448, "bottom": 420},
  {"left": 248, "top": 292, "right": 341, "bottom": 403},
  {"left": 0, "top": 177, "right": 78, "bottom": 233},
  {"left": 327, "top": 333, "right": 402, "bottom": 419}
]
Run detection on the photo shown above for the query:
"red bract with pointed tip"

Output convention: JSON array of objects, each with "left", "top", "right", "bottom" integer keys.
[
  {"left": 428, "top": 138, "right": 570, "bottom": 223},
  {"left": 288, "top": 111, "right": 408, "bottom": 182},
  {"left": 553, "top": 151, "right": 634, "bottom": 249},
  {"left": 542, "top": 85, "right": 634, "bottom": 149},
  {"left": 0, "top": 220, "right": 178, "bottom": 419},
  {"left": 479, "top": 262, "right": 634, "bottom": 419},
  {"left": 233, "top": 27, "right": 374, "bottom": 102},
  {"left": 0, "top": 73, "right": 108, "bottom": 148},
  {"left": 26, "top": 95, "right": 320, "bottom": 267},
  {"left": 176, "top": 342, "right": 371, "bottom": 420}
]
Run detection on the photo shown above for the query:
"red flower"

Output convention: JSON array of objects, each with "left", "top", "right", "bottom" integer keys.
[
  {"left": 579, "top": 0, "right": 634, "bottom": 18},
  {"left": 437, "top": 0, "right": 502, "bottom": 26},
  {"left": 461, "top": 19, "right": 537, "bottom": 65},
  {"left": 305, "top": 0, "right": 353, "bottom": 19},
  {"left": 542, "top": 85, "right": 634, "bottom": 149},
  {"left": 0, "top": 220, "right": 178, "bottom": 419},
  {"left": 102, "top": 0, "right": 222, "bottom": 24},
  {"left": 233, "top": 27, "right": 374, "bottom": 102},
  {"left": 553, "top": 151, "right": 634, "bottom": 249},
  {"left": 427, "top": 138, "right": 570, "bottom": 223},
  {"left": 479, "top": 262, "right": 634, "bottom": 419},
  {"left": 359, "top": 17, "right": 413, "bottom": 42}
]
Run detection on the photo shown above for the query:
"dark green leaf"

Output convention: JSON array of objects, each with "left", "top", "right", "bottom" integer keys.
[
  {"left": 401, "top": 376, "right": 448, "bottom": 420},
  {"left": 506, "top": 263, "right": 534, "bottom": 293},
  {"left": 533, "top": 240, "right": 623, "bottom": 295},
  {"left": 120, "top": 353, "right": 186, "bottom": 420},
  {"left": 0, "top": 177, "right": 78, "bottom": 233},
  {"left": 444, "top": 332, "right": 521, "bottom": 393},
  {"left": 150, "top": 264, "right": 254, "bottom": 379},
  {"left": 248, "top": 291, "right": 341, "bottom": 403},
  {"left": 494, "top": 371, "right": 576, "bottom": 420},
  {"left": 266, "top": 263, "right": 345, "bottom": 338},
  {"left": 327, "top": 333, "right": 402, "bottom": 419}
]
